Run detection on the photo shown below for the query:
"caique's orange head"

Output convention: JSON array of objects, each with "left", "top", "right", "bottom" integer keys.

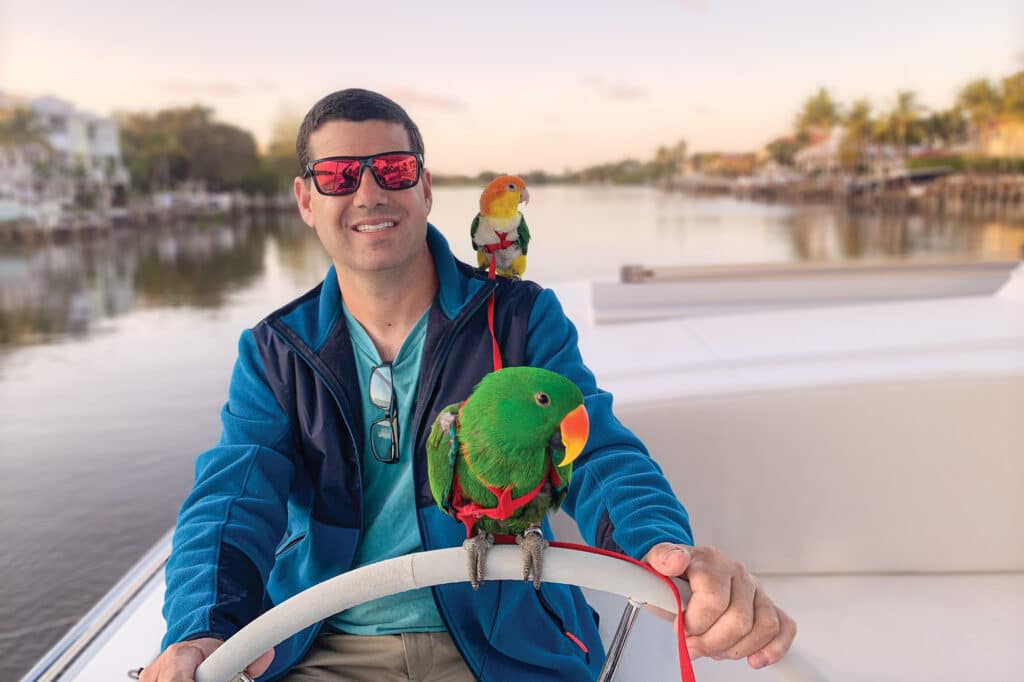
[{"left": 479, "top": 175, "right": 529, "bottom": 219}]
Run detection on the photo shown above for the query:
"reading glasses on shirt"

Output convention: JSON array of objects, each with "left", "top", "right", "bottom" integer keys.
[{"left": 369, "top": 363, "right": 399, "bottom": 463}]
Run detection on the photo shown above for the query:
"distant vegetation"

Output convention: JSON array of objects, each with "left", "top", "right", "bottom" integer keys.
[
  {"left": 10, "top": 70, "right": 1017, "bottom": 196},
  {"left": 434, "top": 140, "right": 688, "bottom": 187},
  {"left": 767, "top": 71, "right": 1024, "bottom": 173},
  {"left": 447, "top": 70, "right": 1024, "bottom": 185},
  {"left": 907, "top": 155, "right": 1024, "bottom": 174},
  {"left": 115, "top": 106, "right": 299, "bottom": 196}
]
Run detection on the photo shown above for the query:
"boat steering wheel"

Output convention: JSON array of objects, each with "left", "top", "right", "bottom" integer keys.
[{"left": 193, "top": 545, "right": 690, "bottom": 682}]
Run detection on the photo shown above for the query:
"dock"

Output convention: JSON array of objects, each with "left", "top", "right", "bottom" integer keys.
[{"left": 0, "top": 195, "right": 295, "bottom": 245}]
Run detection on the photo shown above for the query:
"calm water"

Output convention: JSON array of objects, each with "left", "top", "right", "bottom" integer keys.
[{"left": 1, "top": 186, "right": 1022, "bottom": 678}]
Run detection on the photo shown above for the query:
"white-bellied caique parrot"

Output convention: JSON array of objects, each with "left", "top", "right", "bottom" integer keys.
[{"left": 471, "top": 175, "right": 531, "bottom": 279}]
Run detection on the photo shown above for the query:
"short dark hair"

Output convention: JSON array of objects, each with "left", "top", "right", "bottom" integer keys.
[{"left": 296, "top": 88, "right": 425, "bottom": 173}]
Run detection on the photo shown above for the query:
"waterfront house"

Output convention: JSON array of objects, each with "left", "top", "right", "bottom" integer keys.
[
  {"left": 978, "top": 118, "right": 1024, "bottom": 158},
  {"left": 0, "top": 92, "right": 129, "bottom": 218}
]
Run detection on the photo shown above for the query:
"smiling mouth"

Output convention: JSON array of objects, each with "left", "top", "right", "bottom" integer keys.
[{"left": 353, "top": 220, "right": 396, "bottom": 233}]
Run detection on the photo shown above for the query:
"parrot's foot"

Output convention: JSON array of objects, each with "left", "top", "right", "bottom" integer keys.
[
  {"left": 516, "top": 526, "right": 548, "bottom": 590},
  {"left": 463, "top": 530, "right": 494, "bottom": 590}
]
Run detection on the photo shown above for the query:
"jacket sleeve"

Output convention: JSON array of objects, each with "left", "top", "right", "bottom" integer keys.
[
  {"left": 161, "top": 328, "right": 297, "bottom": 649},
  {"left": 524, "top": 288, "right": 693, "bottom": 559}
]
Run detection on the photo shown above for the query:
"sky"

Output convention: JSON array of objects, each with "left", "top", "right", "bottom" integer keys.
[{"left": 1, "top": 0, "right": 1022, "bottom": 175}]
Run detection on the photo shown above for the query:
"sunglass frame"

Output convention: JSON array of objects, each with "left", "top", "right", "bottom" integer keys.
[{"left": 304, "top": 151, "right": 423, "bottom": 196}]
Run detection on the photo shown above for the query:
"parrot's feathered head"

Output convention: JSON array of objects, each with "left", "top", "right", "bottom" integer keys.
[
  {"left": 479, "top": 175, "right": 530, "bottom": 219},
  {"left": 461, "top": 367, "right": 589, "bottom": 468}
]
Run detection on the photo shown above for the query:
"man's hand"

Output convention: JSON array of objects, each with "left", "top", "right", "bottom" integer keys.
[
  {"left": 642, "top": 543, "right": 796, "bottom": 669},
  {"left": 139, "top": 637, "right": 274, "bottom": 681}
]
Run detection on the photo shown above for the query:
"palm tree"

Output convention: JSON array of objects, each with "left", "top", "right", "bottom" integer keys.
[
  {"left": 892, "top": 91, "right": 923, "bottom": 158},
  {"left": 795, "top": 87, "right": 841, "bottom": 142},
  {"left": 1000, "top": 70, "right": 1023, "bottom": 119},
  {"left": 874, "top": 91, "right": 923, "bottom": 161},
  {"left": 839, "top": 99, "right": 873, "bottom": 172},
  {"left": 0, "top": 107, "right": 54, "bottom": 189},
  {"left": 924, "top": 109, "right": 967, "bottom": 149},
  {"left": 0, "top": 107, "right": 51, "bottom": 151},
  {"left": 957, "top": 78, "right": 1002, "bottom": 128}
]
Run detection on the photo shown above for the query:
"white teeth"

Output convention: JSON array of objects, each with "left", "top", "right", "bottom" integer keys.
[{"left": 354, "top": 221, "right": 395, "bottom": 233}]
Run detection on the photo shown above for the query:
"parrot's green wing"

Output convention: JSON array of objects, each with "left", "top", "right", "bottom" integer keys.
[
  {"left": 517, "top": 214, "right": 531, "bottom": 255},
  {"left": 470, "top": 214, "right": 481, "bottom": 251},
  {"left": 426, "top": 403, "right": 462, "bottom": 514}
]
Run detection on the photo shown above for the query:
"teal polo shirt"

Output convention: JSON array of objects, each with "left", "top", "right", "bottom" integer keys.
[{"left": 327, "top": 302, "right": 446, "bottom": 634}]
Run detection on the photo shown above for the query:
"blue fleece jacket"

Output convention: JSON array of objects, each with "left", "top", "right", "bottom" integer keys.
[{"left": 161, "top": 225, "right": 692, "bottom": 681}]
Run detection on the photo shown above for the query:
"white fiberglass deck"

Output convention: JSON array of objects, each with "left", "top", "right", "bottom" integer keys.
[
  {"left": 552, "top": 281, "right": 1024, "bottom": 402},
  {"left": 550, "top": 268, "right": 1024, "bottom": 682}
]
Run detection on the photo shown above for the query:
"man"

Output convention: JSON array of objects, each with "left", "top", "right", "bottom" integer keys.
[{"left": 143, "top": 89, "right": 795, "bottom": 681}]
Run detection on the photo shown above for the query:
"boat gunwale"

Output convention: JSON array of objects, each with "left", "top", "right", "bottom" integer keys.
[{"left": 20, "top": 530, "right": 173, "bottom": 682}]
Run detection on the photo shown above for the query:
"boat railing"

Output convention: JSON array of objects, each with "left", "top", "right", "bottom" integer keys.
[
  {"left": 619, "top": 258, "right": 1017, "bottom": 285},
  {"left": 583, "top": 258, "right": 1020, "bottom": 323}
]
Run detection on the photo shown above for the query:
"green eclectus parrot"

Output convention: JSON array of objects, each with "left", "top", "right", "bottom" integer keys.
[
  {"left": 471, "top": 175, "right": 531, "bottom": 280},
  {"left": 426, "top": 367, "right": 590, "bottom": 589}
]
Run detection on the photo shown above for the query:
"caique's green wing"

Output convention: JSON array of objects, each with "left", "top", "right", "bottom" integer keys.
[
  {"left": 426, "top": 403, "right": 462, "bottom": 514},
  {"left": 470, "top": 214, "right": 481, "bottom": 250},
  {"left": 517, "top": 214, "right": 531, "bottom": 255}
]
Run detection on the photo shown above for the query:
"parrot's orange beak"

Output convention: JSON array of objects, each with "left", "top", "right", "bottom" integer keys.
[
  {"left": 557, "top": 404, "right": 589, "bottom": 467},
  {"left": 520, "top": 187, "right": 530, "bottom": 205}
]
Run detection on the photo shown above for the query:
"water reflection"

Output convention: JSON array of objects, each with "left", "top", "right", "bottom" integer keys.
[
  {"left": 789, "top": 208, "right": 1024, "bottom": 262},
  {"left": 2, "top": 192, "right": 1023, "bottom": 349},
  {"left": 0, "top": 216, "right": 320, "bottom": 346},
  {"left": 646, "top": 195, "right": 1024, "bottom": 268}
]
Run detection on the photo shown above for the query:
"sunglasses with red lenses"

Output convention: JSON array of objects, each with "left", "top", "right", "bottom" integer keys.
[{"left": 304, "top": 151, "right": 423, "bottom": 196}]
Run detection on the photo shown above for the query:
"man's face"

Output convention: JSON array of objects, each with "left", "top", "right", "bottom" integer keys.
[{"left": 294, "top": 119, "right": 433, "bottom": 277}]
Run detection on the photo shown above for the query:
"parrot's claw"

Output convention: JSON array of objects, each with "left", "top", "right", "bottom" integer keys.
[
  {"left": 516, "top": 527, "right": 548, "bottom": 590},
  {"left": 463, "top": 530, "right": 494, "bottom": 590}
]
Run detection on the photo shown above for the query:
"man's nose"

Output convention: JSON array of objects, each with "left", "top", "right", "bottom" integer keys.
[{"left": 351, "top": 166, "right": 388, "bottom": 207}]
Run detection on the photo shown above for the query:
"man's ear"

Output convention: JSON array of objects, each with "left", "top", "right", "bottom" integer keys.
[
  {"left": 422, "top": 168, "right": 433, "bottom": 215},
  {"left": 294, "top": 176, "right": 315, "bottom": 229}
]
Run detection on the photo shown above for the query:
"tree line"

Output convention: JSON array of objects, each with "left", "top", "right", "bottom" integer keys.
[
  {"left": 3, "top": 70, "right": 1020, "bottom": 195},
  {"left": 767, "top": 70, "right": 1024, "bottom": 171},
  {"left": 116, "top": 106, "right": 299, "bottom": 195}
]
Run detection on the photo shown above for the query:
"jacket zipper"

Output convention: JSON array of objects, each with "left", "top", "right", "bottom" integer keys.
[
  {"left": 411, "top": 280, "right": 497, "bottom": 679},
  {"left": 534, "top": 585, "right": 590, "bottom": 662}
]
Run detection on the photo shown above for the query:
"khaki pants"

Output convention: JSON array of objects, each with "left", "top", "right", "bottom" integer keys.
[{"left": 281, "top": 631, "right": 477, "bottom": 681}]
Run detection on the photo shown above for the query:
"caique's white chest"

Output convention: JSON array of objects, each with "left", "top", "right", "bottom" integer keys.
[{"left": 476, "top": 213, "right": 522, "bottom": 244}]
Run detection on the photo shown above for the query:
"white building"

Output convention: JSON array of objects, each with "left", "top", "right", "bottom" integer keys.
[{"left": 0, "top": 92, "right": 129, "bottom": 212}]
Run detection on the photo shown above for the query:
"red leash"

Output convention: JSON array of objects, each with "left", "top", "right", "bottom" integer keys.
[
  {"left": 483, "top": 253, "right": 695, "bottom": 681},
  {"left": 490, "top": 536, "right": 697, "bottom": 682},
  {"left": 550, "top": 541, "right": 697, "bottom": 682},
  {"left": 486, "top": 253, "right": 503, "bottom": 370}
]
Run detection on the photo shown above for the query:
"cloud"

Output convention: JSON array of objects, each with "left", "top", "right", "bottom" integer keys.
[
  {"left": 158, "top": 80, "right": 245, "bottom": 97},
  {"left": 581, "top": 77, "right": 647, "bottom": 101},
  {"left": 692, "top": 102, "right": 716, "bottom": 116},
  {"left": 250, "top": 80, "right": 278, "bottom": 93},
  {"left": 679, "top": 0, "right": 709, "bottom": 10},
  {"left": 385, "top": 88, "right": 467, "bottom": 110}
]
